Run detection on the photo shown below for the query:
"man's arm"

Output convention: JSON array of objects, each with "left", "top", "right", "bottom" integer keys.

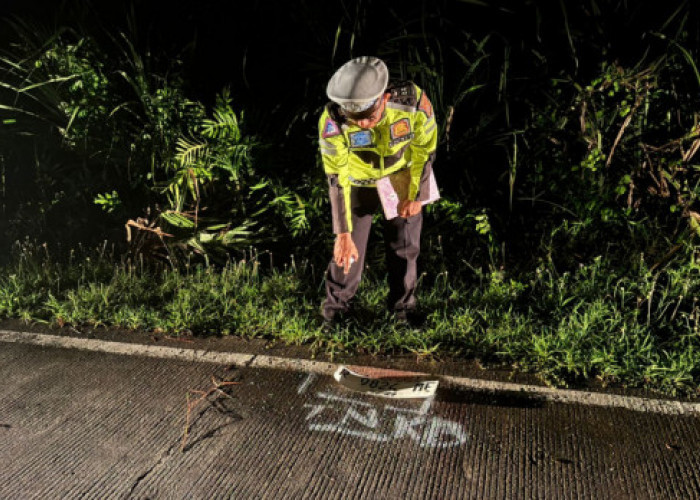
[
  {"left": 397, "top": 85, "right": 437, "bottom": 218},
  {"left": 408, "top": 85, "right": 438, "bottom": 202},
  {"left": 319, "top": 110, "right": 353, "bottom": 234},
  {"left": 319, "top": 109, "right": 358, "bottom": 273}
]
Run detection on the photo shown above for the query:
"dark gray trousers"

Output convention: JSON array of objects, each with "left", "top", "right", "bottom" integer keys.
[{"left": 323, "top": 186, "right": 422, "bottom": 318}]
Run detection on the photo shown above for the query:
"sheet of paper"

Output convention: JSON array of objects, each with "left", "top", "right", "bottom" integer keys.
[{"left": 376, "top": 169, "right": 440, "bottom": 220}]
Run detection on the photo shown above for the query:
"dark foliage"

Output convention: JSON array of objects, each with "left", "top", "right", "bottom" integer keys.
[{"left": 1, "top": 0, "right": 699, "bottom": 276}]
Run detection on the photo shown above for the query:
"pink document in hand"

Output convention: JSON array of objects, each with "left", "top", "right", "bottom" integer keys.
[{"left": 376, "top": 169, "right": 440, "bottom": 220}]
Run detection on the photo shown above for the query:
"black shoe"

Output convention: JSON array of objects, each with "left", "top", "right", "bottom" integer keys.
[
  {"left": 394, "top": 309, "right": 426, "bottom": 328},
  {"left": 321, "top": 308, "right": 350, "bottom": 331},
  {"left": 322, "top": 317, "right": 335, "bottom": 333}
]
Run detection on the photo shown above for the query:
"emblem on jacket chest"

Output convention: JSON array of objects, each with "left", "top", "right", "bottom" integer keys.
[
  {"left": 389, "top": 118, "right": 414, "bottom": 146},
  {"left": 349, "top": 130, "right": 373, "bottom": 148}
]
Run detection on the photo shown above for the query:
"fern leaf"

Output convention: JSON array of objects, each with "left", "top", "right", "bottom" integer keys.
[
  {"left": 201, "top": 107, "right": 240, "bottom": 140},
  {"left": 176, "top": 136, "right": 208, "bottom": 167}
]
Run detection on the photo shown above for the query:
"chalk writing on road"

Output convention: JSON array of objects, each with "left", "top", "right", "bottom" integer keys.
[{"left": 300, "top": 375, "right": 468, "bottom": 448}]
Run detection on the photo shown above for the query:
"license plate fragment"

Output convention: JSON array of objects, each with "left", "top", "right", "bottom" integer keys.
[{"left": 333, "top": 366, "right": 439, "bottom": 399}]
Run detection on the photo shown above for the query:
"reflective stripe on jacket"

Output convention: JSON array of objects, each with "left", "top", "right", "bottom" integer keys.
[{"left": 318, "top": 81, "right": 438, "bottom": 234}]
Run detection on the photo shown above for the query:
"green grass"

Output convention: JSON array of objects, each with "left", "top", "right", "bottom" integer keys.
[{"left": 1, "top": 243, "right": 699, "bottom": 398}]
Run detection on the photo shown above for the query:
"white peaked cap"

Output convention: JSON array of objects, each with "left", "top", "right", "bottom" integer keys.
[{"left": 326, "top": 56, "right": 389, "bottom": 113}]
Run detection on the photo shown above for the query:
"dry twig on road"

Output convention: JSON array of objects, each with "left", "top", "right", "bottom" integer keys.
[{"left": 181, "top": 375, "right": 241, "bottom": 452}]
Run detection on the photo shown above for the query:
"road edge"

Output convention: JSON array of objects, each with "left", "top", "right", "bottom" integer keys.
[{"left": 2, "top": 329, "right": 699, "bottom": 416}]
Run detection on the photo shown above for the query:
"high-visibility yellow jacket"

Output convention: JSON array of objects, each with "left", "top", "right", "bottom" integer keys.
[{"left": 318, "top": 81, "right": 438, "bottom": 234}]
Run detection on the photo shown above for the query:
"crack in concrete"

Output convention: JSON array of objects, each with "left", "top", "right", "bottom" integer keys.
[
  {"left": 124, "top": 400, "right": 223, "bottom": 497},
  {"left": 126, "top": 368, "right": 245, "bottom": 497},
  {"left": 126, "top": 438, "right": 180, "bottom": 499},
  {"left": 244, "top": 354, "right": 257, "bottom": 368}
]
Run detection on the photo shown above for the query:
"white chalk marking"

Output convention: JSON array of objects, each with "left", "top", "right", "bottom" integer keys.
[
  {"left": 315, "top": 392, "right": 375, "bottom": 407},
  {"left": 304, "top": 390, "right": 468, "bottom": 448},
  {"left": 385, "top": 395, "right": 435, "bottom": 416},
  {"left": 302, "top": 404, "right": 327, "bottom": 422},
  {"left": 297, "top": 373, "right": 317, "bottom": 394}
]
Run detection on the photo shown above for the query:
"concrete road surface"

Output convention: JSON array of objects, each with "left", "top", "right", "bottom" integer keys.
[{"left": 1, "top": 333, "right": 700, "bottom": 499}]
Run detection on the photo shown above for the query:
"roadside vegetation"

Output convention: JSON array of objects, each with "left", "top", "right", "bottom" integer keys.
[
  {"left": 1, "top": 0, "right": 700, "bottom": 397},
  {"left": 2, "top": 240, "right": 699, "bottom": 397}
]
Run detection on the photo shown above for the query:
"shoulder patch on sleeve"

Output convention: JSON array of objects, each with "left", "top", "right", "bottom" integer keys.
[
  {"left": 418, "top": 91, "right": 433, "bottom": 118},
  {"left": 322, "top": 116, "right": 341, "bottom": 138}
]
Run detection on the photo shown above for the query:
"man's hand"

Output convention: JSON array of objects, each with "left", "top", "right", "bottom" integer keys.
[
  {"left": 398, "top": 200, "right": 422, "bottom": 218},
  {"left": 334, "top": 233, "right": 359, "bottom": 275}
]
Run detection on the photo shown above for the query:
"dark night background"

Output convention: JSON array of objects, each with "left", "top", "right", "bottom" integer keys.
[
  {"left": 3, "top": 0, "right": 692, "bottom": 127},
  {"left": 0, "top": 0, "right": 698, "bottom": 266}
]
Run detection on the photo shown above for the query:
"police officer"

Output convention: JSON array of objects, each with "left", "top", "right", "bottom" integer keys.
[{"left": 319, "top": 56, "right": 438, "bottom": 326}]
